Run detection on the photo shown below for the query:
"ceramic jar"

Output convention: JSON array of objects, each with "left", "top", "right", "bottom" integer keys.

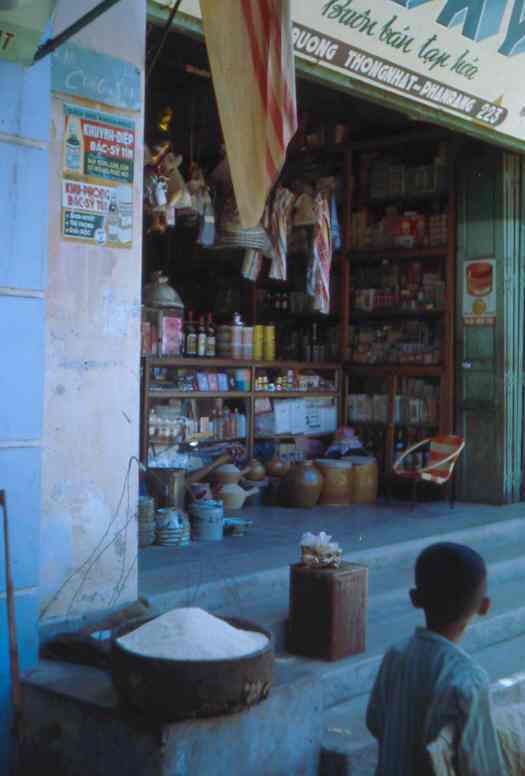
[
  {"left": 279, "top": 461, "right": 323, "bottom": 509},
  {"left": 315, "top": 459, "right": 353, "bottom": 506},
  {"left": 243, "top": 459, "right": 267, "bottom": 482},
  {"left": 209, "top": 463, "right": 249, "bottom": 485},
  {"left": 265, "top": 457, "right": 291, "bottom": 479},
  {"left": 216, "top": 483, "right": 259, "bottom": 510}
]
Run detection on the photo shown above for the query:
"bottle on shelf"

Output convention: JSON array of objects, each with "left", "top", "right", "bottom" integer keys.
[
  {"left": 185, "top": 311, "right": 197, "bottom": 357},
  {"left": 206, "top": 313, "right": 216, "bottom": 357},
  {"left": 394, "top": 429, "right": 405, "bottom": 464},
  {"left": 238, "top": 411, "right": 247, "bottom": 438},
  {"left": 197, "top": 315, "right": 207, "bottom": 357},
  {"left": 312, "top": 323, "right": 320, "bottom": 362}
]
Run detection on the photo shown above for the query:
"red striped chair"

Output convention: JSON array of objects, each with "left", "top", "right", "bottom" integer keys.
[{"left": 391, "top": 435, "right": 465, "bottom": 509}]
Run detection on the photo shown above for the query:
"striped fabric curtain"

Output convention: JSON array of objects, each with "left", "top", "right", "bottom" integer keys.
[{"left": 200, "top": 0, "right": 298, "bottom": 229}]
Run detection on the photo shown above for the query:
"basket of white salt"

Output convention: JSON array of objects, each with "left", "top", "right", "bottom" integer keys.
[{"left": 111, "top": 607, "right": 273, "bottom": 722}]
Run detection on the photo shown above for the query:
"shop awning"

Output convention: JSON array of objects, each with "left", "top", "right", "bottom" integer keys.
[
  {"left": 0, "top": 0, "right": 57, "bottom": 65},
  {"left": 148, "top": 0, "right": 525, "bottom": 155}
]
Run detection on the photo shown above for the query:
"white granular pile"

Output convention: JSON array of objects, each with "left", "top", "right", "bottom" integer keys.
[{"left": 117, "top": 607, "right": 269, "bottom": 661}]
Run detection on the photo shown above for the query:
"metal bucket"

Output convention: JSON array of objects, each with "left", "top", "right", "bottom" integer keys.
[{"left": 189, "top": 500, "right": 224, "bottom": 541}]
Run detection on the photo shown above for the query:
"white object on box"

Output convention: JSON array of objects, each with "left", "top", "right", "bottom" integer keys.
[
  {"left": 274, "top": 400, "right": 292, "bottom": 434},
  {"left": 305, "top": 400, "right": 322, "bottom": 433},
  {"left": 291, "top": 399, "right": 307, "bottom": 434},
  {"left": 321, "top": 405, "right": 337, "bottom": 433}
]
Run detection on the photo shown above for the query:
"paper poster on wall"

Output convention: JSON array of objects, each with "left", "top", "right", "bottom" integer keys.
[
  {"left": 463, "top": 259, "right": 496, "bottom": 327},
  {"left": 61, "top": 104, "right": 135, "bottom": 249}
]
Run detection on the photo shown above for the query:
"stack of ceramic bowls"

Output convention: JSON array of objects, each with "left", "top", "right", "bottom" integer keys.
[
  {"left": 138, "top": 497, "right": 156, "bottom": 548},
  {"left": 155, "top": 508, "right": 191, "bottom": 548}
]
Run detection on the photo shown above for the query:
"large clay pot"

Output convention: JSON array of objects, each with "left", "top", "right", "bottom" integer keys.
[
  {"left": 216, "top": 482, "right": 259, "bottom": 510},
  {"left": 315, "top": 459, "right": 353, "bottom": 507},
  {"left": 243, "top": 459, "right": 267, "bottom": 482},
  {"left": 265, "top": 457, "right": 291, "bottom": 479},
  {"left": 210, "top": 463, "right": 249, "bottom": 486},
  {"left": 350, "top": 456, "right": 378, "bottom": 504},
  {"left": 279, "top": 461, "right": 323, "bottom": 509}
]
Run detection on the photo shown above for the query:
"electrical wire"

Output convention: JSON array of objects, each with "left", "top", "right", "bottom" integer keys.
[
  {"left": 40, "top": 456, "right": 142, "bottom": 620},
  {"left": 147, "top": 0, "right": 183, "bottom": 82}
]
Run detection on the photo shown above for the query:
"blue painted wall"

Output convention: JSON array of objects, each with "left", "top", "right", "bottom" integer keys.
[{"left": 0, "top": 54, "right": 50, "bottom": 771}]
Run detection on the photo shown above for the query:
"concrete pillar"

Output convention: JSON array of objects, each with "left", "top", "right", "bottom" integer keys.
[
  {"left": 40, "top": 0, "right": 146, "bottom": 623},
  {"left": 0, "top": 54, "right": 51, "bottom": 770}
]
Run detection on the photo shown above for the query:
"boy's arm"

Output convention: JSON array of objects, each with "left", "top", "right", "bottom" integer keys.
[
  {"left": 455, "top": 675, "right": 505, "bottom": 775},
  {"left": 366, "top": 657, "right": 388, "bottom": 741}
]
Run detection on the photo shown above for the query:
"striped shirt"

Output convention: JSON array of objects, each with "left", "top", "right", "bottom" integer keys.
[{"left": 366, "top": 628, "right": 505, "bottom": 775}]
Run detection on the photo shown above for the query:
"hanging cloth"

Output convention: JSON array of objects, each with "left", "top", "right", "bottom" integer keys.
[
  {"left": 307, "top": 192, "right": 332, "bottom": 315},
  {"left": 267, "top": 187, "right": 296, "bottom": 281},
  {"left": 241, "top": 188, "right": 295, "bottom": 283}
]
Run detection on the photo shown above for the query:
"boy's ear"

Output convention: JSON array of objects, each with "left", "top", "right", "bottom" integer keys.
[
  {"left": 410, "top": 588, "right": 422, "bottom": 608},
  {"left": 478, "top": 596, "right": 491, "bottom": 617}
]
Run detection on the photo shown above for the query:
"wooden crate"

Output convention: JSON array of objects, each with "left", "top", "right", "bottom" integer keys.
[{"left": 287, "top": 562, "right": 368, "bottom": 661}]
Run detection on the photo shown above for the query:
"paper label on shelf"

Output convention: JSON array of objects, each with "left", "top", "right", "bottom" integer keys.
[
  {"left": 274, "top": 400, "right": 293, "bottom": 434},
  {"left": 306, "top": 400, "right": 322, "bottom": 433},
  {"left": 291, "top": 399, "right": 307, "bottom": 434}
]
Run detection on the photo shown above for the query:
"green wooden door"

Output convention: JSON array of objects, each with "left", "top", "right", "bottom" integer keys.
[
  {"left": 456, "top": 148, "right": 524, "bottom": 504},
  {"left": 456, "top": 148, "right": 503, "bottom": 504}
]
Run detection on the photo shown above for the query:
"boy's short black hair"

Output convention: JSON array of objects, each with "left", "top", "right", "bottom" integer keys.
[{"left": 413, "top": 542, "right": 487, "bottom": 625}]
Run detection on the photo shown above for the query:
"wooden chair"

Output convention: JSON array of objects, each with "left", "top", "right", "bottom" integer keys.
[{"left": 391, "top": 435, "right": 465, "bottom": 509}]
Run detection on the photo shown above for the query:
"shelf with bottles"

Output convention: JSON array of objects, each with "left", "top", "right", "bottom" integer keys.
[
  {"left": 345, "top": 364, "right": 443, "bottom": 378},
  {"left": 351, "top": 142, "right": 449, "bottom": 251},
  {"left": 142, "top": 307, "right": 217, "bottom": 359},
  {"left": 147, "top": 361, "right": 252, "bottom": 396},
  {"left": 348, "top": 318, "right": 443, "bottom": 368},
  {"left": 254, "top": 364, "right": 338, "bottom": 395},
  {"left": 350, "top": 254, "right": 446, "bottom": 319},
  {"left": 348, "top": 376, "right": 440, "bottom": 428},
  {"left": 147, "top": 398, "right": 249, "bottom": 450},
  {"left": 349, "top": 246, "right": 447, "bottom": 265},
  {"left": 256, "top": 287, "right": 340, "bottom": 321},
  {"left": 353, "top": 141, "right": 448, "bottom": 204}
]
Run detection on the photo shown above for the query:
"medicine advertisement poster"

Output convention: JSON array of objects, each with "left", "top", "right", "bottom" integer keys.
[
  {"left": 61, "top": 104, "right": 135, "bottom": 249},
  {"left": 463, "top": 259, "right": 496, "bottom": 327}
]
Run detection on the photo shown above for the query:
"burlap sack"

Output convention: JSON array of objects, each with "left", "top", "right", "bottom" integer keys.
[{"left": 428, "top": 703, "right": 525, "bottom": 776}]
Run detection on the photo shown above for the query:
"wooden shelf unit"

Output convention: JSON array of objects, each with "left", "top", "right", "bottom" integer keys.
[
  {"left": 141, "top": 131, "right": 456, "bottom": 484},
  {"left": 141, "top": 357, "right": 342, "bottom": 462},
  {"left": 343, "top": 133, "right": 456, "bottom": 480}
]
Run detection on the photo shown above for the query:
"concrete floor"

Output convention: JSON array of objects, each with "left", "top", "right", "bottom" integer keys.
[{"left": 139, "top": 499, "right": 525, "bottom": 601}]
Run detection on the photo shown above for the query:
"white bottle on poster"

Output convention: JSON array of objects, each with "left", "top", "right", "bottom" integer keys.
[{"left": 64, "top": 115, "right": 83, "bottom": 174}]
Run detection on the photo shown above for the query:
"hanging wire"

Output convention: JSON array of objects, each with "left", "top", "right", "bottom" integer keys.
[{"left": 147, "top": 0, "right": 183, "bottom": 82}]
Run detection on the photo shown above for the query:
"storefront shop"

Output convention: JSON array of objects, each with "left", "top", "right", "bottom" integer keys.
[
  {"left": 141, "top": 0, "right": 525, "bottom": 518},
  {"left": 2, "top": 0, "right": 525, "bottom": 772}
]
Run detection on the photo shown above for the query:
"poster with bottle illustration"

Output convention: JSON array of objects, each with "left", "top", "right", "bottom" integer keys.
[
  {"left": 463, "top": 259, "right": 496, "bottom": 327},
  {"left": 61, "top": 103, "right": 135, "bottom": 248}
]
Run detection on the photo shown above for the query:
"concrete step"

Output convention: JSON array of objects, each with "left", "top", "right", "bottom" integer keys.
[
  {"left": 210, "top": 532, "right": 525, "bottom": 655},
  {"left": 141, "top": 516, "right": 525, "bottom": 615},
  {"left": 320, "top": 632, "right": 525, "bottom": 776},
  {"left": 271, "top": 569, "right": 525, "bottom": 711}
]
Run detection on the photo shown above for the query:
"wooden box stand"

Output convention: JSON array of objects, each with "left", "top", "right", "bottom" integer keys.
[{"left": 287, "top": 562, "right": 368, "bottom": 661}]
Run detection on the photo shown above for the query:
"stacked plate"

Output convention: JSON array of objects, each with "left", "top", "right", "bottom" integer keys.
[
  {"left": 138, "top": 496, "right": 156, "bottom": 548},
  {"left": 155, "top": 508, "right": 191, "bottom": 548}
]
